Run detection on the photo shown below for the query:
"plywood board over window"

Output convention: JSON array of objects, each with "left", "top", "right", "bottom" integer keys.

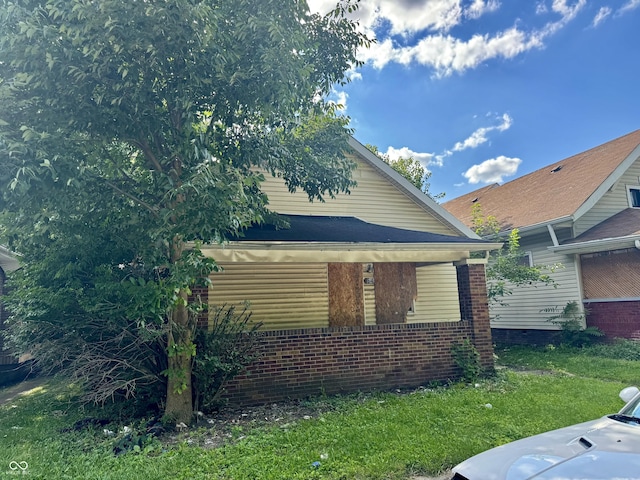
[
  {"left": 374, "top": 263, "right": 417, "bottom": 324},
  {"left": 581, "top": 249, "right": 640, "bottom": 299},
  {"left": 328, "top": 263, "right": 365, "bottom": 327}
]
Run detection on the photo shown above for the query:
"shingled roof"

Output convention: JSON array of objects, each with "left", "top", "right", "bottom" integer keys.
[
  {"left": 229, "top": 214, "right": 490, "bottom": 245},
  {"left": 443, "top": 129, "right": 640, "bottom": 232}
]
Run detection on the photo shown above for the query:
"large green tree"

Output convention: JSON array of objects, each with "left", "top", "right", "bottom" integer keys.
[{"left": 0, "top": 0, "right": 369, "bottom": 422}]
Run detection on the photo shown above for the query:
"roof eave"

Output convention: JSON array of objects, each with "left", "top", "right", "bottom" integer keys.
[
  {"left": 202, "top": 241, "right": 501, "bottom": 264},
  {"left": 549, "top": 235, "right": 640, "bottom": 255}
]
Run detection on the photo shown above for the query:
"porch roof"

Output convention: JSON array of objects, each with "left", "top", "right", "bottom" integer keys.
[{"left": 203, "top": 215, "right": 500, "bottom": 263}]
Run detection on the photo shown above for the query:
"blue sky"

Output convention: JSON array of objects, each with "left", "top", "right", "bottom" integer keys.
[{"left": 309, "top": 0, "right": 640, "bottom": 200}]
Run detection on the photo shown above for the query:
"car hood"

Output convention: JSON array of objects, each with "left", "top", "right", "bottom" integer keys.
[{"left": 453, "top": 417, "right": 640, "bottom": 480}]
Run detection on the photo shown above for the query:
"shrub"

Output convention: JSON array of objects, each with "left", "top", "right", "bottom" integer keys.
[{"left": 192, "top": 305, "right": 262, "bottom": 413}]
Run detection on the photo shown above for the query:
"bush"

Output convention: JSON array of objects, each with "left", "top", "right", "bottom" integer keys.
[{"left": 192, "top": 305, "right": 262, "bottom": 413}]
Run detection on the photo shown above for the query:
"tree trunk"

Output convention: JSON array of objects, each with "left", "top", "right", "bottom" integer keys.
[{"left": 164, "top": 293, "right": 194, "bottom": 424}]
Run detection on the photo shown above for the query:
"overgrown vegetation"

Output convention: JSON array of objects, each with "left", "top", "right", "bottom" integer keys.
[
  {"left": 471, "top": 203, "right": 559, "bottom": 307},
  {"left": 542, "top": 301, "right": 604, "bottom": 347},
  {"left": 2, "top": 346, "right": 637, "bottom": 479},
  {"left": 451, "top": 339, "right": 482, "bottom": 383},
  {"left": 0, "top": 0, "right": 370, "bottom": 423},
  {"left": 193, "top": 306, "right": 263, "bottom": 414}
]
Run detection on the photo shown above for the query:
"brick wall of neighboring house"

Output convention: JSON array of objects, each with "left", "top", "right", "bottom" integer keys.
[
  {"left": 585, "top": 300, "right": 640, "bottom": 340},
  {"left": 221, "top": 261, "right": 494, "bottom": 406}
]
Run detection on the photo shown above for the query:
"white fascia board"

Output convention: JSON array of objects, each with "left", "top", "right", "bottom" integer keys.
[
  {"left": 573, "top": 143, "right": 640, "bottom": 222},
  {"left": 492, "top": 216, "right": 574, "bottom": 239},
  {"left": 202, "top": 241, "right": 502, "bottom": 264},
  {"left": 347, "top": 137, "right": 482, "bottom": 240},
  {"left": 549, "top": 235, "right": 640, "bottom": 255}
]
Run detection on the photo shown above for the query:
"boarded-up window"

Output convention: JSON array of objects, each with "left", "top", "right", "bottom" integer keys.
[
  {"left": 328, "top": 263, "right": 365, "bottom": 327},
  {"left": 373, "top": 263, "right": 417, "bottom": 324},
  {"left": 581, "top": 249, "right": 640, "bottom": 299}
]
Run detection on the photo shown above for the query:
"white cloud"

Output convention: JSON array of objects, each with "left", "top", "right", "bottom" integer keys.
[
  {"left": 593, "top": 7, "right": 612, "bottom": 27},
  {"left": 453, "top": 113, "right": 512, "bottom": 152},
  {"left": 463, "top": 156, "right": 522, "bottom": 184},
  {"left": 619, "top": 0, "right": 640, "bottom": 14},
  {"left": 384, "top": 146, "right": 436, "bottom": 167},
  {"left": 327, "top": 90, "right": 348, "bottom": 111},
  {"left": 466, "top": 0, "right": 500, "bottom": 19}
]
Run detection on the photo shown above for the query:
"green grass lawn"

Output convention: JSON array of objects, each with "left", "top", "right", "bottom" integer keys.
[{"left": 1, "top": 344, "right": 638, "bottom": 479}]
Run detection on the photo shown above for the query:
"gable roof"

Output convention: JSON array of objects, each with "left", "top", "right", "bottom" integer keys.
[{"left": 443, "top": 129, "right": 640, "bottom": 232}]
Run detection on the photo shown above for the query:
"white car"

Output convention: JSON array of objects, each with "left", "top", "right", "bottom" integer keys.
[{"left": 452, "top": 386, "right": 640, "bottom": 480}]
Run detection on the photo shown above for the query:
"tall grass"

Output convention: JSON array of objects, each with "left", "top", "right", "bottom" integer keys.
[{"left": 1, "top": 345, "right": 637, "bottom": 479}]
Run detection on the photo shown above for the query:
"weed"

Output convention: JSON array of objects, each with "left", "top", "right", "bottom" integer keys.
[
  {"left": 451, "top": 339, "right": 482, "bottom": 383},
  {"left": 542, "top": 301, "right": 604, "bottom": 347}
]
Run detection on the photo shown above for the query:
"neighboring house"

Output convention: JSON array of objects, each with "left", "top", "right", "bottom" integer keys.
[
  {"left": 200, "top": 137, "right": 501, "bottom": 405},
  {"left": 444, "top": 129, "right": 640, "bottom": 345},
  {"left": 0, "top": 245, "right": 24, "bottom": 385}
]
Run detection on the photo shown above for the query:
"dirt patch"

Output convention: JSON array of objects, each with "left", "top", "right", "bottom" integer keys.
[
  {"left": 0, "top": 377, "right": 48, "bottom": 406},
  {"left": 168, "top": 398, "right": 349, "bottom": 449}
]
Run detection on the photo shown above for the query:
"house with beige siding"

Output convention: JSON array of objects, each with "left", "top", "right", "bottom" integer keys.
[
  {"left": 200, "top": 137, "right": 500, "bottom": 405},
  {"left": 444, "top": 129, "right": 640, "bottom": 344}
]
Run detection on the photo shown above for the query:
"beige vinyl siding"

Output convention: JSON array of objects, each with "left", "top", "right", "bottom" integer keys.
[
  {"left": 363, "top": 264, "right": 376, "bottom": 325},
  {"left": 362, "top": 262, "right": 461, "bottom": 325},
  {"left": 209, "top": 263, "right": 329, "bottom": 330},
  {"left": 411, "top": 263, "right": 461, "bottom": 323},
  {"left": 575, "top": 160, "right": 640, "bottom": 236},
  {"left": 490, "top": 232, "right": 584, "bottom": 330},
  {"left": 260, "top": 156, "right": 458, "bottom": 235}
]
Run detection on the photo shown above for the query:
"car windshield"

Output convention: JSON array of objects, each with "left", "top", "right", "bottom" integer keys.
[{"left": 618, "top": 393, "right": 640, "bottom": 419}]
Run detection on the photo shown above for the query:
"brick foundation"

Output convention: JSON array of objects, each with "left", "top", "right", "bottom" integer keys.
[
  {"left": 222, "top": 321, "right": 477, "bottom": 405},
  {"left": 491, "top": 328, "right": 560, "bottom": 346},
  {"left": 585, "top": 300, "right": 640, "bottom": 340}
]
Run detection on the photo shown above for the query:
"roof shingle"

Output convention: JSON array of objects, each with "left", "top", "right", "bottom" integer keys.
[{"left": 444, "top": 130, "right": 640, "bottom": 231}]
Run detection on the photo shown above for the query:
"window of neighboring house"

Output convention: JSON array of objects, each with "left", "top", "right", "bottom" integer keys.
[
  {"left": 627, "top": 186, "right": 640, "bottom": 208},
  {"left": 517, "top": 251, "right": 533, "bottom": 267}
]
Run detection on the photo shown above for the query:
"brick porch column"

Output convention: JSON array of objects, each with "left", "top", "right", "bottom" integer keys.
[{"left": 455, "top": 259, "right": 494, "bottom": 371}]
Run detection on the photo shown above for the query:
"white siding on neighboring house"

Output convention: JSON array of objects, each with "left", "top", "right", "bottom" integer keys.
[
  {"left": 260, "top": 156, "right": 458, "bottom": 236},
  {"left": 575, "top": 160, "right": 640, "bottom": 236},
  {"left": 490, "top": 232, "right": 584, "bottom": 330},
  {"left": 209, "top": 263, "right": 329, "bottom": 330}
]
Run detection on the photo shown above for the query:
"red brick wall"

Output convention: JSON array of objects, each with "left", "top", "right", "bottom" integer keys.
[
  {"left": 221, "top": 262, "right": 495, "bottom": 406},
  {"left": 222, "top": 321, "right": 476, "bottom": 405},
  {"left": 456, "top": 263, "right": 494, "bottom": 370},
  {"left": 586, "top": 300, "right": 640, "bottom": 340}
]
